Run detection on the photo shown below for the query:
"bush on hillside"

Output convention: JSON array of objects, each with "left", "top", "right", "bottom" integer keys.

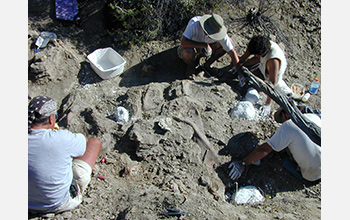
[{"left": 105, "top": 0, "right": 224, "bottom": 46}]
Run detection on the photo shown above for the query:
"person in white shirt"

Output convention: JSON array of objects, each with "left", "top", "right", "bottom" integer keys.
[
  {"left": 227, "top": 107, "right": 321, "bottom": 182},
  {"left": 178, "top": 14, "right": 240, "bottom": 78},
  {"left": 239, "top": 35, "right": 293, "bottom": 116}
]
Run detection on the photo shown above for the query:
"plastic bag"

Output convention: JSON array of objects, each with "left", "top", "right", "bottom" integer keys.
[
  {"left": 35, "top": 32, "right": 57, "bottom": 52},
  {"left": 229, "top": 101, "right": 256, "bottom": 120},
  {"left": 244, "top": 87, "right": 260, "bottom": 104},
  {"left": 113, "top": 106, "right": 129, "bottom": 124},
  {"left": 231, "top": 186, "right": 265, "bottom": 204}
]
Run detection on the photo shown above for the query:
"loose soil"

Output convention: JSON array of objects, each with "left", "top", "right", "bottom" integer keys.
[{"left": 28, "top": 0, "right": 321, "bottom": 219}]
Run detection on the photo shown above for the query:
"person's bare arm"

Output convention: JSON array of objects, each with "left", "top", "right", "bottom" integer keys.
[
  {"left": 181, "top": 36, "right": 208, "bottom": 49},
  {"left": 243, "top": 142, "right": 273, "bottom": 165},
  {"left": 264, "top": 58, "right": 280, "bottom": 105},
  {"left": 227, "top": 49, "right": 240, "bottom": 67},
  {"left": 266, "top": 58, "right": 280, "bottom": 85},
  {"left": 239, "top": 50, "right": 251, "bottom": 63},
  {"left": 227, "top": 142, "right": 273, "bottom": 181},
  {"left": 239, "top": 50, "right": 260, "bottom": 67},
  {"left": 75, "top": 138, "right": 102, "bottom": 168}
]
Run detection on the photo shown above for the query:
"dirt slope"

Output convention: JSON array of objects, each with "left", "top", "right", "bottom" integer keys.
[{"left": 28, "top": 0, "right": 321, "bottom": 219}]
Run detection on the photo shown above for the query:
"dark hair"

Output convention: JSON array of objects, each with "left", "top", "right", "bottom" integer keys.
[
  {"left": 31, "top": 114, "right": 50, "bottom": 126},
  {"left": 28, "top": 113, "right": 50, "bottom": 133},
  {"left": 247, "top": 35, "right": 271, "bottom": 55}
]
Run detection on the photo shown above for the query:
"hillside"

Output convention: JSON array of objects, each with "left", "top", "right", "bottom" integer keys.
[{"left": 28, "top": 0, "right": 321, "bottom": 219}]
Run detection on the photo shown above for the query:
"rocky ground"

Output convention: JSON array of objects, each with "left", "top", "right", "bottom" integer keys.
[{"left": 28, "top": 0, "right": 321, "bottom": 219}]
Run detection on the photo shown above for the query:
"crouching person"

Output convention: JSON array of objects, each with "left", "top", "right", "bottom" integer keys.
[
  {"left": 238, "top": 35, "right": 293, "bottom": 116},
  {"left": 28, "top": 96, "right": 102, "bottom": 214},
  {"left": 227, "top": 107, "right": 321, "bottom": 182},
  {"left": 178, "top": 14, "right": 240, "bottom": 78}
]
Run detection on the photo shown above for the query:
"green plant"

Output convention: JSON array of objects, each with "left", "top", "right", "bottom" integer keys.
[{"left": 105, "top": 0, "right": 224, "bottom": 46}]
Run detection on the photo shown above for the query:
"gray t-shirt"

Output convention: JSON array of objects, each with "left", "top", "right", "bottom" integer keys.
[
  {"left": 28, "top": 129, "right": 86, "bottom": 212},
  {"left": 267, "top": 114, "right": 321, "bottom": 181}
]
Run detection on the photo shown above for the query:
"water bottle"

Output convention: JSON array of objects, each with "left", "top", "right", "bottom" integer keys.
[{"left": 309, "top": 78, "right": 320, "bottom": 94}]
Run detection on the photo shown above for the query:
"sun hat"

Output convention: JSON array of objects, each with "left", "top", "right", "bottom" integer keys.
[
  {"left": 273, "top": 107, "right": 285, "bottom": 123},
  {"left": 199, "top": 14, "right": 227, "bottom": 41},
  {"left": 274, "top": 105, "right": 308, "bottom": 123}
]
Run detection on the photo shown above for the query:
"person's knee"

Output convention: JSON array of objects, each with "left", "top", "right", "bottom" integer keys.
[{"left": 182, "top": 48, "right": 196, "bottom": 64}]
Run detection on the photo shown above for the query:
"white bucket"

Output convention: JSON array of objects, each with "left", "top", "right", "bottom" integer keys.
[{"left": 87, "top": 47, "right": 126, "bottom": 79}]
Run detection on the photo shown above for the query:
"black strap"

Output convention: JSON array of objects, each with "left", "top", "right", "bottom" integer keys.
[{"left": 69, "top": 181, "right": 79, "bottom": 198}]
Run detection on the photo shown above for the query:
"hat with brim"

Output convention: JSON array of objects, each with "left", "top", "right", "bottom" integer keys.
[
  {"left": 199, "top": 14, "right": 227, "bottom": 41},
  {"left": 274, "top": 105, "right": 306, "bottom": 123},
  {"left": 274, "top": 107, "right": 285, "bottom": 123}
]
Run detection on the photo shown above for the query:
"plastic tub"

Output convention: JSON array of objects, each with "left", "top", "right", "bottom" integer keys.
[{"left": 87, "top": 47, "right": 126, "bottom": 79}]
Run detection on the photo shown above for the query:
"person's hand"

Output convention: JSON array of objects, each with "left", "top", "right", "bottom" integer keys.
[
  {"left": 238, "top": 74, "right": 247, "bottom": 87},
  {"left": 235, "top": 64, "right": 244, "bottom": 76},
  {"left": 259, "top": 104, "right": 271, "bottom": 117},
  {"left": 227, "top": 160, "right": 245, "bottom": 181},
  {"left": 204, "top": 44, "right": 212, "bottom": 57},
  {"left": 237, "top": 60, "right": 245, "bottom": 67}
]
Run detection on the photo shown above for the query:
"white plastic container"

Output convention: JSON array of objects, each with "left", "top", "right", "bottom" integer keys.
[
  {"left": 301, "top": 92, "right": 310, "bottom": 102},
  {"left": 87, "top": 47, "right": 126, "bottom": 79}
]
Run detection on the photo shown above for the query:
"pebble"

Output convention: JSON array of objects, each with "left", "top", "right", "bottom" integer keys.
[
  {"left": 238, "top": 215, "right": 248, "bottom": 220},
  {"left": 199, "top": 175, "right": 211, "bottom": 186},
  {"left": 61, "top": 211, "right": 73, "bottom": 218}
]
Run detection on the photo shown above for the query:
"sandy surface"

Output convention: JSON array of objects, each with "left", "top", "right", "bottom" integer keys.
[{"left": 28, "top": 0, "right": 321, "bottom": 219}]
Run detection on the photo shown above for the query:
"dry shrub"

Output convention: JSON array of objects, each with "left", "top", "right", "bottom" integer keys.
[{"left": 105, "top": 0, "right": 224, "bottom": 46}]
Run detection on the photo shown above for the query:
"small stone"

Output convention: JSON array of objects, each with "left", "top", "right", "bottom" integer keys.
[
  {"left": 141, "top": 64, "right": 155, "bottom": 76},
  {"left": 61, "top": 211, "right": 73, "bottom": 218},
  {"left": 238, "top": 215, "right": 248, "bottom": 220},
  {"left": 41, "top": 213, "right": 55, "bottom": 218},
  {"left": 199, "top": 175, "right": 211, "bottom": 186}
]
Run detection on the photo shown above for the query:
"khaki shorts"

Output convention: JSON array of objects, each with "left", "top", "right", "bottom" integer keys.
[
  {"left": 54, "top": 159, "right": 92, "bottom": 213},
  {"left": 177, "top": 42, "right": 221, "bottom": 59}
]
